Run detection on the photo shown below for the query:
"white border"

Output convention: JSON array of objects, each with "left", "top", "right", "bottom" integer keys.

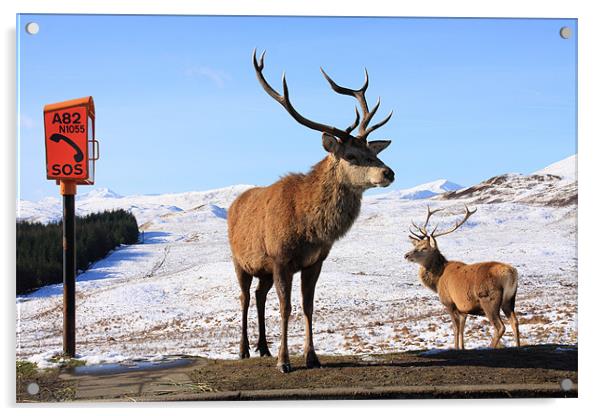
[{"left": 3, "top": 1, "right": 600, "bottom": 414}]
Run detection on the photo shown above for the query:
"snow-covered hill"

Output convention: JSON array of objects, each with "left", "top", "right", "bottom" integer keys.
[
  {"left": 533, "top": 154, "right": 576, "bottom": 182},
  {"left": 16, "top": 185, "right": 253, "bottom": 225},
  {"left": 440, "top": 155, "right": 577, "bottom": 207},
  {"left": 16, "top": 156, "right": 577, "bottom": 368},
  {"left": 17, "top": 155, "right": 576, "bottom": 225},
  {"left": 78, "top": 188, "right": 123, "bottom": 200},
  {"left": 17, "top": 197, "right": 63, "bottom": 225},
  {"left": 16, "top": 179, "right": 464, "bottom": 224},
  {"left": 383, "top": 179, "right": 463, "bottom": 200}
]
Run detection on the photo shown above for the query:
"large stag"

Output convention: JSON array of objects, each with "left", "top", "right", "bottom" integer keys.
[
  {"left": 404, "top": 206, "right": 520, "bottom": 349},
  {"left": 227, "top": 50, "right": 395, "bottom": 373}
]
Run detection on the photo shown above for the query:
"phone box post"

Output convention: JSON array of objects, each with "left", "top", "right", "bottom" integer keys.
[{"left": 43, "top": 96, "right": 99, "bottom": 357}]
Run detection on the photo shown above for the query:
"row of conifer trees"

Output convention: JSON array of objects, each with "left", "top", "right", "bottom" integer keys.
[{"left": 16, "top": 209, "right": 139, "bottom": 294}]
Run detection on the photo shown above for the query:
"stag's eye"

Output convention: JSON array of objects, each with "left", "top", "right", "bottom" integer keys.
[{"left": 346, "top": 154, "right": 358, "bottom": 163}]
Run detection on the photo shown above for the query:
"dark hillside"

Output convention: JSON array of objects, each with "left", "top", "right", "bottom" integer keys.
[{"left": 17, "top": 209, "right": 139, "bottom": 294}]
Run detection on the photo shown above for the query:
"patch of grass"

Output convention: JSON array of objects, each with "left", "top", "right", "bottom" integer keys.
[
  {"left": 152, "top": 378, "right": 217, "bottom": 396},
  {"left": 16, "top": 361, "right": 38, "bottom": 379},
  {"left": 16, "top": 360, "right": 76, "bottom": 403},
  {"left": 48, "top": 354, "right": 87, "bottom": 369}
]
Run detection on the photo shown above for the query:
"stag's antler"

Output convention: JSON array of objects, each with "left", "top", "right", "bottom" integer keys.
[
  {"left": 253, "top": 50, "right": 355, "bottom": 142},
  {"left": 431, "top": 205, "right": 477, "bottom": 239},
  {"left": 253, "top": 49, "right": 392, "bottom": 142},
  {"left": 320, "top": 68, "right": 393, "bottom": 142},
  {"left": 409, "top": 205, "right": 444, "bottom": 240},
  {"left": 409, "top": 205, "right": 476, "bottom": 241}
]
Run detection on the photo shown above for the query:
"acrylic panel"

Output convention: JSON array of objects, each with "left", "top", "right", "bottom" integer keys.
[{"left": 16, "top": 14, "right": 577, "bottom": 402}]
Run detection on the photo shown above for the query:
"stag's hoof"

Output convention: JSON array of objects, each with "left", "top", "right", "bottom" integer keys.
[
  {"left": 256, "top": 345, "right": 272, "bottom": 357},
  {"left": 305, "top": 352, "right": 322, "bottom": 369},
  {"left": 277, "top": 363, "right": 292, "bottom": 374},
  {"left": 239, "top": 349, "right": 250, "bottom": 359}
]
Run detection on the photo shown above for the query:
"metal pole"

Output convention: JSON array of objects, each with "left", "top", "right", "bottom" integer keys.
[{"left": 61, "top": 181, "right": 76, "bottom": 357}]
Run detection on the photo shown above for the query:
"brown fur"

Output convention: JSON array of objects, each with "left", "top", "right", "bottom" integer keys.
[
  {"left": 406, "top": 238, "right": 520, "bottom": 349},
  {"left": 229, "top": 157, "right": 362, "bottom": 276},
  {"left": 229, "top": 147, "right": 393, "bottom": 373},
  {"left": 230, "top": 53, "right": 395, "bottom": 372}
]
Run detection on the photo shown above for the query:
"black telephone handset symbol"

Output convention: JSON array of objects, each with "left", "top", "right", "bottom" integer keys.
[{"left": 50, "top": 133, "right": 84, "bottom": 163}]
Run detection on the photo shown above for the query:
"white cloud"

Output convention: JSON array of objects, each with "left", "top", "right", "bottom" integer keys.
[{"left": 185, "top": 66, "right": 231, "bottom": 88}]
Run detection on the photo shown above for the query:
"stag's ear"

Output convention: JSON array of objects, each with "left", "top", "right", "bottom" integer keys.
[
  {"left": 322, "top": 133, "right": 343, "bottom": 154},
  {"left": 429, "top": 235, "right": 438, "bottom": 249},
  {"left": 368, "top": 140, "right": 391, "bottom": 155}
]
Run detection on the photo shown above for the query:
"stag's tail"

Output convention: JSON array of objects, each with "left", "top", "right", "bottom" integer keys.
[{"left": 501, "top": 266, "right": 519, "bottom": 311}]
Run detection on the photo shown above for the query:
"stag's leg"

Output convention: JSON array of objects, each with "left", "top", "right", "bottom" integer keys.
[
  {"left": 482, "top": 299, "right": 505, "bottom": 348},
  {"left": 255, "top": 276, "right": 274, "bottom": 357},
  {"left": 458, "top": 313, "right": 467, "bottom": 350},
  {"left": 234, "top": 262, "right": 253, "bottom": 359},
  {"left": 445, "top": 306, "right": 460, "bottom": 349},
  {"left": 301, "top": 261, "right": 323, "bottom": 369},
  {"left": 502, "top": 301, "right": 520, "bottom": 348},
  {"left": 273, "top": 264, "right": 294, "bottom": 373}
]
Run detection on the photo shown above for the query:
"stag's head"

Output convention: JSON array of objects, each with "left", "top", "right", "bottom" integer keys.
[
  {"left": 404, "top": 205, "right": 477, "bottom": 265},
  {"left": 253, "top": 50, "right": 395, "bottom": 189}
]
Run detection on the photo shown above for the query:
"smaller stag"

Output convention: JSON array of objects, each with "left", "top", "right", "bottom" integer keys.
[{"left": 404, "top": 206, "right": 520, "bottom": 349}]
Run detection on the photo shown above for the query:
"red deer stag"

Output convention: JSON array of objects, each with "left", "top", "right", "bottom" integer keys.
[
  {"left": 404, "top": 206, "right": 520, "bottom": 349},
  {"left": 227, "top": 50, "right": 395, "bottom": 373}
]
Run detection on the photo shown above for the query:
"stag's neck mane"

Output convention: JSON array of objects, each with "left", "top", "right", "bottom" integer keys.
[
  {"left": 418, "top": 251, "right": 448, "bottom": 293},
  {"left": 300, "top": 155, "right": 363, "bottom": 243}
]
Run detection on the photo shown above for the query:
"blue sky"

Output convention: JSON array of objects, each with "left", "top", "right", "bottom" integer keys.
[{"left": 17, "top": 15, "right": 576, "bottom": 201}]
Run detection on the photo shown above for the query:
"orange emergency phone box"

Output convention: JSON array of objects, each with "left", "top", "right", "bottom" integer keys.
[{"left": 44, "top": 96, "right": 98, "bottom": 185}]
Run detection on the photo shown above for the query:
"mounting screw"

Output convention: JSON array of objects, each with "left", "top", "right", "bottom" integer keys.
[
  {"left": 559, "top": 26, "right": 571, "bottom": 39},
  {"left": 27, "top": 382, "right": 40, "bottom": 395},
  {"left": 25, "top": 22, "right": 39, "bottom": 35},
  {"left": 560, "top": 378, "right": 573, "bottom": 391}
]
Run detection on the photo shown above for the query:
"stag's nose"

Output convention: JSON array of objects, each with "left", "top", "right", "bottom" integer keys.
[
  {"left": 383, "top": 167, "right": 395, "bottom": 183},
  {"left": 404, "top": 253, "right": 410, "bottom": 259}
]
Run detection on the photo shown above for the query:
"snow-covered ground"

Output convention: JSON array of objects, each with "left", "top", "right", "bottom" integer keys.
[{"left": 16, "top": 156, "right": 577, "bottom": 367}]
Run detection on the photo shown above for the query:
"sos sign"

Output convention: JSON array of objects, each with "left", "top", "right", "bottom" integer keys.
[{"left": 44, "top": 96, "right": 98, "bottom": 184}]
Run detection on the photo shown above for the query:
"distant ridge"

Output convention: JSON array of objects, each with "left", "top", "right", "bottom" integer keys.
[
  {"left": 386, "top": 179, "right": 463, "bottom": 200},
  {"left": 440, "top": 154, "right": 577, "bottom": 206},
  {"left": 18, "top": 155, "right": 577, "bottom": 223},
  {"left": 78, "top": 187, "right": 122, "bottom": 200},
  {"left": 17, "top": 184, "right": 253, "bottom": 225},
  {"left": 533, "top": 155, "right": 576, "bottom": 182}
]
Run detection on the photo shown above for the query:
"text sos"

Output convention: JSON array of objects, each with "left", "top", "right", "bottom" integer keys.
[{"left": 51, "top": 163, "right": 83, "bottom": 176}]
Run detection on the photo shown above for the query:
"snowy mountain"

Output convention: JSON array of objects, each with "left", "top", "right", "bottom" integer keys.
[
  {"left": 440, "top": 155, "right": 577, "bottom": 207},
  {"left": 16, "top": 185, "right": 253, "bottom": 225},
  {"left": 17, "top": 197, "right": 62, "bottom": 224},
  {"left": 384, "top": 179, "right": 463, "bottom": 200},
  {"left": 17, "top": 155, "right": 576, "bottom": 225},
  {"left": 78, "top": 187, "right": 122, "bottom": 200},
  {"left": 533, "top": 154, "right": 576, "bottom": 182}
]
